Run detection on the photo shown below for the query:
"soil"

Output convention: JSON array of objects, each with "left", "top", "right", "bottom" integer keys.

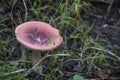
[{"left": 0, "top": 0, "right": 120, "bottom": 80}]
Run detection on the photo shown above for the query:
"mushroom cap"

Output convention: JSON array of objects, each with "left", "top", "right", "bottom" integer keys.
[{"left": 15, "top": 21, "right": 63, "bottom": 51}]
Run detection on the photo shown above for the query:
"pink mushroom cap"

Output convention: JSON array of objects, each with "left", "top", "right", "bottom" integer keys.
[{"left": 15, "top": 21, "right": 63, "bottom": 51}]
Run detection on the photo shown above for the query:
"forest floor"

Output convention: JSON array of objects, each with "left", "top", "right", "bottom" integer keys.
[{"left": 0, "top": 0, "right": 120, "bottom": 80}]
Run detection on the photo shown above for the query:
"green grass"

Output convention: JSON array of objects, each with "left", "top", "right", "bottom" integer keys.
[
  {"left": 0, "top": 61, "right": 26, "bottom": 80},
  {"left": 0, "top": 0, "right": 119, "bottom": 80},
  {"left": 0, "top": 18, "right": 8, "bottom": 27},
  {"left": 45, "top": 67, "right": 63, "bottom": 80}
]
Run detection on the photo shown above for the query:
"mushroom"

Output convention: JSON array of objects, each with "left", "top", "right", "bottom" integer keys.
[{"left": 15, "top": 21, "right": 63, "bottom": 73}]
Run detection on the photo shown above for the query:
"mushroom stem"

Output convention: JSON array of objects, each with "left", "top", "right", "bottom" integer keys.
[{"left": 32, "top": 50, "right": 42, "bottom": 73}]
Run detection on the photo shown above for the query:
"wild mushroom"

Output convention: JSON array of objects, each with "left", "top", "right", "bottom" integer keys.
[{"left": 15, "top": 21, "right": 63, "bottom": 73}]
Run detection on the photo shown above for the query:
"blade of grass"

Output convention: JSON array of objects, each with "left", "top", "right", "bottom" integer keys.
[{"left": 46, "top": 36, "right": 58, "bottom": 45}]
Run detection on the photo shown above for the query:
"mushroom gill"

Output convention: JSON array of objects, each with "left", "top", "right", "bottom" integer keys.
[{"left": 25, "top": 27, "right": 50, "bottom": 45}]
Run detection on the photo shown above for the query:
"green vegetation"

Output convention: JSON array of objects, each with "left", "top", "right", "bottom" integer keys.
[
  {"left": 0, "top": 0, "right": 119, "bottom": 80},
  {"left": 73, "top": 75, "right": 84, "bottom": 80}
]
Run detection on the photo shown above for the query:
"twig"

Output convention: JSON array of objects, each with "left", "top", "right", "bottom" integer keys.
[
  {"left": 10, "top": 5, "right": 17, "bottom": 26},
  {"left": 52, "top": 53, "right": 71, "bottom": 57},
  {"left": 104, "top": 0, "right": 114, "bottom": 20},
  {"left": 90, "top": 47, "right": 120, "bottom": 60},
  {"left": 1, "top": 69, "right": 27, "bottom": 77},
  {"left": 26, "top": 53, "right": 70, "bottom": 76}
]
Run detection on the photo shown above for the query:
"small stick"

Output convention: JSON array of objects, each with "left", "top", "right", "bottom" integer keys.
[
  {"left": 1, "top": 69, "right": 27, "bottom": 77},
  {"left": 26, "top": 53, "right": 71, "bottom": 76},
  {"left": 90, "top": 47, "right": 120, "bottom": 60},
  {"left": 104, "top": 0, "right": 114, "bottom": 20}
]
